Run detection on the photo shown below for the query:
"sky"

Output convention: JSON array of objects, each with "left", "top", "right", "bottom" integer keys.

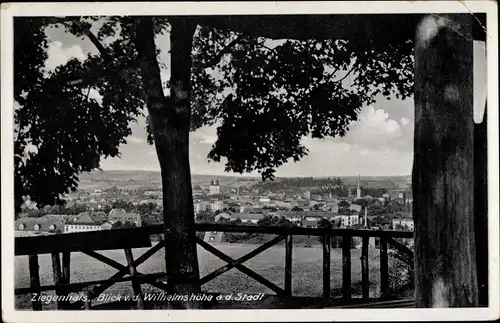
[{"left": 41, "top": 18, "right": 487, "bottom": 177}]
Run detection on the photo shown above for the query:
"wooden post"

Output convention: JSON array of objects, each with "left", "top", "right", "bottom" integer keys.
[
  {"left": 61, "top": 252, "right": 71, "bottom": 309},
  {"left": 474, "top": 105, "right": 488, "bottom": 307},
  {"left": 414, "top": 14, "right": 477, "bottom": 307},
  {"left": 61, "top": 252, "right": 71, "bottom": 283},
  {"left": 342, "top": 235, "right": 352, "bottom": 300},
  {"left": 84, "top": 290, "right": 92, "bottom": 310},
  {"left": 124, "top": 248, "right": 145, "bottom": 309},
  {"left": 29, "top": 255, "right": 42, "bottom": 310},
  {"left": 51, "top": 253, "right": 64, "bottom": 309},
  {"left": 61, "top": 253, "right": 71, "bottom": 289},
  {"left": 322, "top": 232, "right": 331, "bottom": 304},
  {"left": 284, "top": 234, "right": 293, "bottom": 296},
  {"left": 379, "top": 236, "right": 389, "bottom": 298},
  {"left": 361, "top": 236, "right": 370, "bottom": 300}
]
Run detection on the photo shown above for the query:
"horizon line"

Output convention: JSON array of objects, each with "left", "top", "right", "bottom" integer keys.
[{"left": 92, "top": 169, "right": 411, "bottom": 178}]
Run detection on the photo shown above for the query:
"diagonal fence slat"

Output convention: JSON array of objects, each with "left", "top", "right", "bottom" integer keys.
[
  {"left": 84, "top": 241, "right": 166, "bottom": 299},
  {"left": 82, "top": 250, "right": 128, "bottom": 271},
  {"left": 387, "top": 237, "right": 414, "bottom": 265},
  {"left": 196, "top": 236, "right": 287, "bottom": 296},
  {"left": 199, "top": 235, "right": 285, "bottom": 285}
]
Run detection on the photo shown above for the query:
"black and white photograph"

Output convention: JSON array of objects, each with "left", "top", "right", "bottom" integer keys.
[{"left": 1, "top": 1, "right": 499, "bottom": 322}]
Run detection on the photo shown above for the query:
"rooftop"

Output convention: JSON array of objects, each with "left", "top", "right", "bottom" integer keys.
[{"left": 15, "top": 216, "right": 65, "bottom": 232}]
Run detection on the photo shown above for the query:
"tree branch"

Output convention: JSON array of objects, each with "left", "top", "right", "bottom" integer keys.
[
  {"left": 45, "top": 18, "right": 122, "bottom": 86},
  {"left": 196, "top": 35, "right": 246, "bottom": 70},
  {"left": 325, "top": 66, "right": 341, "bottom": 83},
  {"left": 331, "top": 64, "right": 356, "bottom": 84},
  {"left": 84, "top": 86, "right": 92, "bottom": 103},
  {"left": 46, "top": 17, "right": 112, "bottom": 62},
  {"left": 71, "top": 20, "right": 113, "bottom": 62}
]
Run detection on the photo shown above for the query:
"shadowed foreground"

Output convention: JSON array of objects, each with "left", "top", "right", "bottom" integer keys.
[{"left": 15, "top": 243, "right": 410, "bottom": 310}]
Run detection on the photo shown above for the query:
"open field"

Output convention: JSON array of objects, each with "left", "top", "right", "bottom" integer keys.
[
  {"left": 78, "top": 170, "right": 259, "bottom": 190},
  {"left": 12, "top": 242, "right": 406, "bottom": 310},
  {"left": 77, "top": 170, "right": 411, "bottom": 191}
]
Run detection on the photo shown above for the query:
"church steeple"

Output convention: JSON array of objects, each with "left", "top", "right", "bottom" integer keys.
[
  {"left": 208, "top": 177, "right": 221, "bottom": 196},
  {"left": 356, "top": 173, "right": 361, "bottom": 199}
]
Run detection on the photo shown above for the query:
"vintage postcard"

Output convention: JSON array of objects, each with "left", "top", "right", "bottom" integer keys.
[{"left": 1, "top": 1, "right": 499, "bottom": 322}]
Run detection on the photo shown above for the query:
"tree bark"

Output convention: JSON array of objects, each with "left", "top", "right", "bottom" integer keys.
[
  {"left": 413, "top": 14, "right": 478, "bottom": 307},
  {"left": 474, "top": 105, "right": 488, "bottom": 306},
  {"left": 134, "top": 17, "right": 201, "bottom": 309}
]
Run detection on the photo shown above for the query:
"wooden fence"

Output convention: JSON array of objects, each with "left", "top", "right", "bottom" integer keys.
[{"left": 14, "top": 224, "right": 414, "bottom": 310}]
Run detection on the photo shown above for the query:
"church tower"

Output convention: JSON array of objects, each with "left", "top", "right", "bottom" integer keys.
[
  {"left": 356, "top": 173, "right": 361, "bottom": 199},
  {"left": 209, "top": 178, "right": 221, "bottom": 196}
]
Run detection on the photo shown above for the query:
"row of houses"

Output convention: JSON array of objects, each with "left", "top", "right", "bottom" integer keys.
[
  {"left": 193, "top": 198, "right": 369, "bottom": 216},
  {"left": 212, "top": 210, "right": 361, "bottom": 228},
  {"left": 213, "top": 209, "right": 414, "bottom": 231},
  {"left": 194, "top": 200, "right": 225, "bottom": 213},
  {"left": 15, "top": 209, "right": 142, "bottom": 237}
]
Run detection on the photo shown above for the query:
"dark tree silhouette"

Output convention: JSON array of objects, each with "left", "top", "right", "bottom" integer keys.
[
  {"left": 123, "top": 220, "right": 136, "bottom": 228},
  {"left": 195, "top": 210, "right": 215, "bottom": 223},
  {"left": 112, "top": 220, "right": 123, "bottom": 229},
  {"left": 14, "top": 17, "right": 144, "bottom": 213},
  {"left": 111, "top": 200, "right": 136, "bottom": 212},
  {"left": 15, "top": 15, "right": 414, "bottom": 308}
]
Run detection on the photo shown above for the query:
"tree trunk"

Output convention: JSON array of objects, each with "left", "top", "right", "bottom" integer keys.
[
  {"left": 474, "top": 105, "right": 488, "bottom": 306},
  {"left": 134, "top": 17, "right": 201, "bottom": 309},
  {"left": 413, "top": 14, "right": 477, "bottom": 307}
]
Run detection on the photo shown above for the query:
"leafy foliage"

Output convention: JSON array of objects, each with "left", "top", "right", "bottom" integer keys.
[
  {"left": 15, "top": 16, "right": 414, "bottom": 212},
  {"left": 195, "top": 210, "right": 216, "bottom": 223},
  {"left": 14, "top": 17, "right": 145, "bottom": 212},
  {"left": 388, "top": 240, "right": 414, "bottom": 294},
  {"left": 250, "top": 177, "right": 344, "bottom": 191},
  {"left": 190, "top": 26, "right": 414, "bottom": 180},
  {"left": 257, "top": 215, "right": 294, "bottom": 227},
  {"left": 360, "top": 187, "right": 388, "bottom": 198}
]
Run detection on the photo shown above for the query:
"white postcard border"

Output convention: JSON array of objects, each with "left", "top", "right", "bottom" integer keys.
[{"left": 1, "top": 1, "right": 499, "bottom": 322}]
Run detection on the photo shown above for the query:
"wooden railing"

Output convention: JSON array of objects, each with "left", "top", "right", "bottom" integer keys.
[{"left": 14, "top": 224, "right": 414, "bottom": 310}]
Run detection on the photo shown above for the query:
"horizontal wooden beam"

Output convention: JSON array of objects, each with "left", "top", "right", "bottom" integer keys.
[
  {"left": 195, "top": 14, "right": 486, "bottom": 42},
  {"left": 335, "top": 297, "right": 415, "bottom": 308},
  {"left": 194, "top": 223, "right": 414, "bottom": 238},
  {"left": 15, "top": 228, "right": 152, "bottom": 255},
  {"left": 15, "top": 225, "right": 414, "bottom": 256}
]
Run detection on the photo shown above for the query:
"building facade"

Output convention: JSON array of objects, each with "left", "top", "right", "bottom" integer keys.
[
  {"left": 64, "top": 222, "right": 103, "bottom": 233},
  {"left": 333, "top": 214, "right": 360, "bottom": 227},
  {"left": 392, "top": 218, "right": 414, "bottom": 231},
  {"left": 208, "top": 178, "right": 221, "bottom": 196},
  {"left": 194, "top": 201, "right": 209, "bottom": 214},
  {"left": 209, "top": 200, "right": 224, "bottom": 212},
  {"left": 108, "top": 209, "right": 142, "bottom": 227},
  {"left": 15, "top": 216, "right": 66, "bottom": 236}
]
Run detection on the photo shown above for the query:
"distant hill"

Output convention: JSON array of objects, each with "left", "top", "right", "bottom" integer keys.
[
  {"left": 78, "top": 170, "right": 259, "bottom": 190},
  {"left": 335, "top": 176, "right": 411, "bottom": 189},
  {"left": 77, "top": 170, "right": 410, "bottom": 191}
]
